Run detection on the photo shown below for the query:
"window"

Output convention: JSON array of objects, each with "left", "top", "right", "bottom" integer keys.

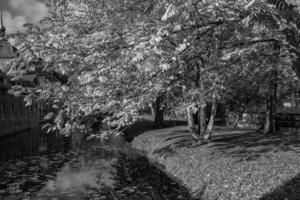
[
  {"left": 26, "top": 106, "right": 29, "bottom": 117},
  {"left": 1, "top": 103, "right": 5, "bottom": 119},
  {"left": 39, "top": 104, "right": 43, "bottom": 119},
  {"left": 37, "top": 104, "right": 40, "bottom": 118},
  {"left": 11, "top": 104, "right": 15, "bottom": 119},
  {"left": 25, "top": 106, "right": 28, "bottom": 117},
  {"left": 19, "top": 103, "right": 22, "bottom": 118}
]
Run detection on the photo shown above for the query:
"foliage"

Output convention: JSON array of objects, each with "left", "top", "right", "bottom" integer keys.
[
  {"left": 3, "top": 0, "right": 300, "bottom": 136},
  {"left": 6, "top": 0, "right": 161, "bottom": 133}
]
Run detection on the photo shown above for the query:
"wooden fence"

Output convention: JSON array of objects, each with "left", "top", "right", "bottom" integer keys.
[{"left": 276, "top": 112, "right": 300, "bottom": 129}]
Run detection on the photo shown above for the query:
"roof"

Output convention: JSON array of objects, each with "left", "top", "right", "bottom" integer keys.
[{"left": 0, "top": 39, "right": 18, "bottom": 59}]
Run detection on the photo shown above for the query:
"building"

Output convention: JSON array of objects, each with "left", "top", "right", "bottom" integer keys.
[
  {"left": 0, "top": 13, "right": 41, "bottom": 137},
  {"left": 0, "top": 71, "right": 41, "bottom": 137},
  {"left": 0, "top": 77, "right": 40, "bottom": 137}
]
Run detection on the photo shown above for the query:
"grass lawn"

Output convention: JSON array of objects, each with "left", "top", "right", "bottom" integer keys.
[{"left": 131, "top": 125, "right": 300, "bottom": 200}]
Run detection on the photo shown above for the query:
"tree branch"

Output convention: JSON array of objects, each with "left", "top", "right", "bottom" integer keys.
[{"left": 220, "top": 39, "right": 280, "bottom": 50}]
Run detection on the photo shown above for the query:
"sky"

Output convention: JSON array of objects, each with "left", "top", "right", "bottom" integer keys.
[{"left": 1, "top": 0, "right": 49, "bottom": 34}]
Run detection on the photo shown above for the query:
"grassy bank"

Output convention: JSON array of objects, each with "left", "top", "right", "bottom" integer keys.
[
  {"left": 124, "top": 115, "right": 187, "bottom": 142},
  {"left": 131, "top": 125, "right": 300, "bottom": 200}
]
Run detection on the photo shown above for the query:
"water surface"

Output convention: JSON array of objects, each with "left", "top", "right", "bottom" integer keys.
[{"left": 0, "top": 129, "right": 193, "bottom": 199}]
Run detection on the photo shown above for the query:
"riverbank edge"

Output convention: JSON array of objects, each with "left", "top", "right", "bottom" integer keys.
[
  {"left": 132, "top": 147, "right": 197, "bottom": 191},
  {"left": 129, "top": 126, "right": 205, "bottom": 199}
]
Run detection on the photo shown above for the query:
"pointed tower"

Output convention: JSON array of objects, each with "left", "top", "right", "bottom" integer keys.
[
  {"left": 0, "top": 11, "right": 18, "bottom": 59},
  {"left": 0, "top": 10, "right": 6, "bottom": 38}
]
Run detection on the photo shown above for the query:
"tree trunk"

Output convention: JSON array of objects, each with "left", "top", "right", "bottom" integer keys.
[
  {"left": 264, "top": 69, "right": 277, "bottom": 134},
  {"left": 264, "top": 99, "right": 271, "bottom": 134},
  {"left": 187, "top": 105, "right": 196, "bottom": 132},
  {"left": 196, "top": 103, "right": 207, "bottom": 137},
  {"left": 264, "top": 93, "right": 276, "bottom": 134},
  {"left": 197, "top": 106, "right": 201, "bottom": 135},
  {"left": 232, "top": 108, "right": 245, "bottom": 128},
  {"left": 231, "top": 113, "right": 240, "bottom": 128},
  {"left": 198, "top": 103, "right": 207, "bottom": 137},
  {"left": 273, "top": 69, "right": 278, "bottom": 131},
  {"left": 225, "top": 107, "right": 231, "bottom": 127},
  {"left": 205, "top": 97, "right": 217, "bottom": 141},
  {"left": 291, "top": 91, "right": 297, "bottom": 107},
  {"left": 153, "top": 96, "right": 165, "bottom": 128},
  {"left": 150, "top": 103, "right": 155, "bottom": 117}
]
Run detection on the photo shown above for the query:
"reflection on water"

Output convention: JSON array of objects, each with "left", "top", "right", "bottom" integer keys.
[
  {"left": 36, "top": 149, "right": 118, "bottom": 199},
  {"left": 0, "top": 129, "right": 193, "bottom": 200},
  {"left": 0, "top": 128, "right": 71, "bottom": 162},
  {"left": 0, "top": 128, "right": 74, "bottom": 199}
]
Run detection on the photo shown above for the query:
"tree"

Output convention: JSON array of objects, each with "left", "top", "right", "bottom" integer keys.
[
  {"left": 149, "top": 0, "right": 293, "bottom": 139},
  {"left": 4, "top": 0, "right": 299, "bottom": 140},
  {"left": 239, "top": 0, "right": 300, "bottom": 133},
  {"left": 6, "top": 0, "right": 163, "bottom": 134}
]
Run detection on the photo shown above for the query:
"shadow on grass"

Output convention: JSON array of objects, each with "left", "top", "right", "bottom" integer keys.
[
  {"left": 148, "top": 126, "right": 300, "bottom": 161},
  {"left": 109, "top": 152, "right": 196, "bottom": 200},
  {"left": 152, "top": 130, "right": 198, "bottom": 157},
  {"left": 124, "top": 116, "right": 187, "bottom": 142},
  {"left": 210, "top": 130, "right": 300, "bottom": 161},
  {"left": 124, "top": 118, "right": 155, "bottom": 142},
  {"left": 164, "top": 119, "right": 188, "bottom": 127},
  {"left": 151, "top": 128, "right": 251, "bottom": 157},
  {"left": 260, "top": 172, "right": 300, "bottom": 200}
]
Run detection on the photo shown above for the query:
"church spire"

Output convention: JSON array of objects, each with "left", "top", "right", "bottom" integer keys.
[{"left": 0, "top": 10, "right": 6, "bottom": 37}]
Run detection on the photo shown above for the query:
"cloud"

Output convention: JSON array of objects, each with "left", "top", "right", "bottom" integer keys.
[
  {"left": 3, "top": 11, "right": 27, "bottom": 33},
  {"left": 3, "top": 0, "right": 48, "bottom": 33}
]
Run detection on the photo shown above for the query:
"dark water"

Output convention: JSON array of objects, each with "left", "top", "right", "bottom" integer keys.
[{"left": 0, "top": 129, "right": 193, "bottom": 200}]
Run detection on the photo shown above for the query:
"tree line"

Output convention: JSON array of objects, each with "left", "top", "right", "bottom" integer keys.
[{"left": 3, "top": 0, "right": 300, "bottom": 141}]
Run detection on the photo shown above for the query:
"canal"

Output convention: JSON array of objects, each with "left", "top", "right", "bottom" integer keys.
[{"left": 0, "top": 129, "right": 194, "bottom": 200}]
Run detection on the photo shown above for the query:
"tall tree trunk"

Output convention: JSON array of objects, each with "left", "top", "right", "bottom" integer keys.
[
  {"left": 197, "top": 105, "right": 201, "bottom": 135},
  {"left": 264, "top": 99, "right": 271, "bottom": 134},
  {"left": 264, "top": 69, "right": 277, "bottom": 134},
  {"left": 291, "top": 91, "right": 297, "bottom": 107},
  {"left": 186, "top": 105, "right": 197, "bottom": 138},
  {"left": 231, "top": 113, "right": 241, "bottom": 128},
  {"left": 273, "top": 69, "right": 278, "bottom": 131},
  {"left": 205, "top": 96, "right": 217, "bottom": 141},
  {"left": 225, "top": 107, "right": 230, "bottom": 127},
  {"left": 198, "top": 103, "right": 207, "bottom": 137},
  {"left": 153, "top": 96, "right": 165, "bottom": 128},
  {"left": 196, "top": 103, "right": 207, "bottom": 137}
]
